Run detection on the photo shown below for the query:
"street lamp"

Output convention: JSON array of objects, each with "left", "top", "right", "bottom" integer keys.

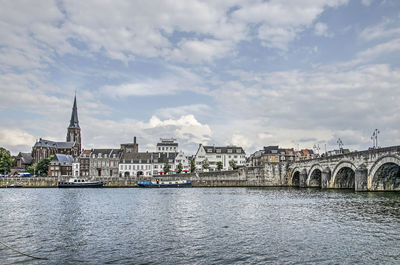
[
  {"left": 371, "top": 129, "right": 380, "bottom": 148},
  {"left": 337, "top": 138, "right": 344, "bottom": 154}
]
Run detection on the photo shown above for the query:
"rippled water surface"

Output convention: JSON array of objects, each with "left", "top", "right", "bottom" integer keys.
[{"left": 1, "top": 188, "right": 400, "bottom": 264}]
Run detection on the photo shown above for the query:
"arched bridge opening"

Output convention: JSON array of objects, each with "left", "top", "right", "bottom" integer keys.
[
  {"left": 292, "top": 171, "right": 300, "bottom": 187},
  {"left": 334, "top": 167, "right": 355, "bottom": 189},
  {"left": 309, "top": 169, "right": 322, "bottom": 187},
  {"left": 372, "top": 162, "right": 400, "bottom": 191}
]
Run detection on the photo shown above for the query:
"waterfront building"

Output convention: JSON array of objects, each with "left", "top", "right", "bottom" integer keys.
[
  {"left": 156, "top": 138, "right": 178, "bottom": 153},
  {"left": 72, "top": 158, "right": 80, "bottom": 178},
  {"left": 79, "top": 150, "right": 91, "bottom": 177},
  {"left": 152, "top": 152, "right": 177, "bottom": 175},
  {"left": 174, "top": 150, "right": 190, "bottom": 172},
  {"left": 89, "top": 149, "right": 121, "bottom": 177},
  {"left": 194, "top": 144, "right": 246, "bottom": 171},
  {"left": 120, "top": 137, "right": 139, "bottom": 154},
  {"left": 119, "top": 152, "right": 152, "bottom": 177},
  {"left": 48, "top": 154, "right": 74, "bottom": 177},
  {"left": 32, "top": 95, "right": 81, "bottom": 163},
  {"left": 11, "top": 152, "right": 33, "bottom": 174}
]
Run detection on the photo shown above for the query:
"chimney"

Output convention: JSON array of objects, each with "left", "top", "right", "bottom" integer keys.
[{"left": 134, "top": 136, "right": 136, "bottom": 144}]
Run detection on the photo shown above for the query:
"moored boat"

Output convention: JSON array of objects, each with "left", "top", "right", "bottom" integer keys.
[
  {"left": 58, "top": 178, "right": 105, "bottom": 188},
  {"left": 6, "top": 184, "right": 23, "bottom": 188},
  {"left": 137, "top": 179, "right": 192, "bottom": 188}
]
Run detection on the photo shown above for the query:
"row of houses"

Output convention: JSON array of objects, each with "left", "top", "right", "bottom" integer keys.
[
  {"left": 47, "top": 138, "right": 247, "bottom": 178},
  {"left": 248, "top": 146, "right": 316, "bottom": 167}
]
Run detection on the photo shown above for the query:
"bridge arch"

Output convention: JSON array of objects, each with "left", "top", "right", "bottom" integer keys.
[
  {"left": 290, "top": 168, "right": 301, "bottom": 187},
  {"left": 332, "top": 161, "right": 357, "bottom": 189},
  {"left": 368, "top": 155, "right": 400, "bottom": 191},
  {"left": 307, "top": 164, "right": 323, "bottom": 187}
]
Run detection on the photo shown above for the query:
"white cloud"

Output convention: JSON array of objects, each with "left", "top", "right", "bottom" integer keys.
[
  {"left": 0, "top": 129, "right": 36, "bottom": 155},
  {"left": 314, "top": 22, "right": 333, "bottom": 37},
  {"left": 361, "top": 0, "right": 374, "bottom": 6}
]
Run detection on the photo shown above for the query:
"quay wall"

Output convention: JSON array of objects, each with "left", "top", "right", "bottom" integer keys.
[{"left": 0, "top": 164, "right": 287, "bottom": 188}]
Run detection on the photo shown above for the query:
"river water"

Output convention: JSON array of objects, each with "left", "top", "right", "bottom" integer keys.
[{"left": 1, "top": 188, "right": 399, "bottom": 264}]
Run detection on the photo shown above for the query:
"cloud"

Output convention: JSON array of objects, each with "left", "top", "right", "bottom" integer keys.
[
  {"left": 314, "top": 22, "right": 333, "bottom": 37},
  {"left": 0, "top": 129, "right": 36, "bottom": 155},
  {"left": 361, "top": 0, "right": 374, "bottom": 6}
]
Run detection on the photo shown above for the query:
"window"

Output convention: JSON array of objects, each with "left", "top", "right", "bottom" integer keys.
[
  {"left": 207, "top": 149, "right": 213, "bottom": 152},
  {"left": 227, "top": 149, "right": 232, "bottom": 153},
  {"left": 216, "top": 149, "right": 221, "bottom": 153},
  {"left": 234, "top": 155, "right": 237, "bottom": 158},
  {"left": 236, "top": 149, "right": 241, "bottom": 153}
]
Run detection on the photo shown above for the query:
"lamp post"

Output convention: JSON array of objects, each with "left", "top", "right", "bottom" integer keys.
[
  {"left": 371, "top": 129, "right": 380, "bottom": 148},
  {"left": 337, "top": 138, "right": 344, "bottom": 154}
]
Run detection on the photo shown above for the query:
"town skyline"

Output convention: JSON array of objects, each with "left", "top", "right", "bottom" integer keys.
[{"left": 1, "top": 1, "right": 400, "bottom": 155}]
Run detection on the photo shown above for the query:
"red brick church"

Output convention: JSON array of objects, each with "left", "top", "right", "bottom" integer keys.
[{"left": 32, "top": 95, "right": 82, "bottom": 163}]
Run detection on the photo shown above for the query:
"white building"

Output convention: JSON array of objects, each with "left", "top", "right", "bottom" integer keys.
[
  {"left": 174, "top": 150, "right": 190, "bottom": 172},
  {"left": 156, "top": 138, "right": 178, "bottom": 153},
  {"left": 119, "top": 152, "right": 153, "bottom": 177},
  {"left": 72, "top": 158, "right": 80, "bottom": 178},
  {"left": 152, "top": 152, "right": 177, "bottom": 175},
  {"left": 194, "top": 144, "right": 246, "bottom": 171}
]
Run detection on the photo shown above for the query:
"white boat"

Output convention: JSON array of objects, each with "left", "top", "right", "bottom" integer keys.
[{"left": 58, "top": 178, "right": 105, "bottom": 188}]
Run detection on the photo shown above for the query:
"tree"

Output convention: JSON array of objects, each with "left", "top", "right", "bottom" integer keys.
[
  {"left": 0, "top": 147, "right": 14, "bottom": 174},
  {"left": 163, "top": 162, "right": 171, "bottom": 174},
  {"left": 26, "top": 164, "right": 37, "bottom": 175},
  {"left": 202, "top": 158, "right": 210, "bottom": 170},
  {"left": 177, "top": 162, "right": 183, "bottom": 173},
  {"left": 190, "top": 159, "right": 196, "bottom": 173},
  {"left": 217, "top": 161, "right": 223, "bottom": 171},
  {"left": 36, "top": 155, "right": 54, "bottom": 177},
  {"left": 229, "top": 160, "right": 237, "bottom": 170}
]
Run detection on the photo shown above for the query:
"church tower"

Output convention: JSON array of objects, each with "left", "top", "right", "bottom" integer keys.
[{"left": 67, "top": 94, "right": 81, "bottom": 156}]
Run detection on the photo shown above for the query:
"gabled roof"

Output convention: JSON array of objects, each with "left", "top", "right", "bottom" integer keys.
[
  {"left": 34, "top": 139, "right": 74, "bottom": 149},
  {"left": 18, "top": 152, "right": 33, "bottom": 165},
  {"left": 53, "top": 154, "right": 74, "bottom": 166}
]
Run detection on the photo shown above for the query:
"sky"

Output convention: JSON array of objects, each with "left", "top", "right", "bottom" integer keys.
[{"left": 1, "top": 0, "right": 400, "bottom": 156}]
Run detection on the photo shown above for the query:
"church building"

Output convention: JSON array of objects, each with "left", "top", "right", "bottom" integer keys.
[{"left": 32, "top": 95, "right": 82, "bottom": 163}]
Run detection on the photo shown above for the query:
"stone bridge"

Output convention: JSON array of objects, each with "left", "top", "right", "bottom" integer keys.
[{"left": 287, "top": 146, "right": 400, "bottom": 191}]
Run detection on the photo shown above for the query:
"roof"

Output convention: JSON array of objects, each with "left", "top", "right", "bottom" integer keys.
[
  {"left": 157, "top": 142, "right": 178, "bottom": 147},
  {"left": 18, "top": 152, "right": 33, "bottom": 164},
  {"left": 121, "top": 152, "right": 152, "bottom": 163},
  {"left": 53, "top": 154, "right": 74, "bottom": 166},
  {"left": 34, "top": 139, "right": 74, "bottom": 149},
  {"left": 202, "top": 146, "right": 245, "bottom": 154},
  {"left": 152, "top": 152, "right": 177, "bottom": 163},
  {"left": 91, "top": 149, "right": 121, "bottom": 158},
  {"left": 68, "top": 95, "right": 80, "bottom": 129}
]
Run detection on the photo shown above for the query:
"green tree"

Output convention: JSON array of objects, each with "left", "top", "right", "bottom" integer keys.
[
  {"left": 190, "top": 159, "right": 196, "bottom": 173},
  {"left": 177, "top": 162, "right": 183, "bottom": 173},
  {"left": 163, "top": 162, "right": 171, "bottom": 174},
  {"left": 0, "top": 147, "right": 14, "bottom": 174},
  {"left": 216, "top": 161, "right": 223, "bottom": 171},
  {"left": 26, "top": 164, "right": 37, "bottom": 175},
  {"left": 202, "top": 158, "right": 210, "bottom": 170},
  {"left": 36, "top": 155, "right": 54, "bottom": 176},
  {"left": 229, "top": 160, "right": 237, "bottom": 170}
]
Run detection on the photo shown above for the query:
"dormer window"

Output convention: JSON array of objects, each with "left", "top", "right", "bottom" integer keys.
[
  {"left": 207, "top": 149, "right": 213, "bottom": 152},
  {"left": 227, "top": 149, "right": 232, "bottom": 153},
  {"left": 236, "top": 149, "right": 241, "bottom": 153},
  {"left": 216, "top": 149, "right": 221, "bottom": 153}
]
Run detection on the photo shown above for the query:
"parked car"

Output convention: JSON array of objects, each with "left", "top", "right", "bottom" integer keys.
[{"left": 15, "top": 173, "right": 31, "bottom": 177}]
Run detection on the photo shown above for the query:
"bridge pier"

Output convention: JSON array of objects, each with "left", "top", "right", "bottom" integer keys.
[
  {"left": 299, "top": 169, "right": 307, "bottom": 188},
  {"left": 321, "top": 168, "right": 331, "bottom": 189},
  {"left": 355, "top": 168, "right": 368, "bottom": 192}
]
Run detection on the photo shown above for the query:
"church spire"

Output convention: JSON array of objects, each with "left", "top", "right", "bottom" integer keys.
[{"left": 69, "top": 94, "right": 80, "bottom": 129}]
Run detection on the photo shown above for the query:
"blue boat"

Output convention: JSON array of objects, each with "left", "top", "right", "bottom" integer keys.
[{"left": 137, "top": 179, "right": 192, "bottom": 188}]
